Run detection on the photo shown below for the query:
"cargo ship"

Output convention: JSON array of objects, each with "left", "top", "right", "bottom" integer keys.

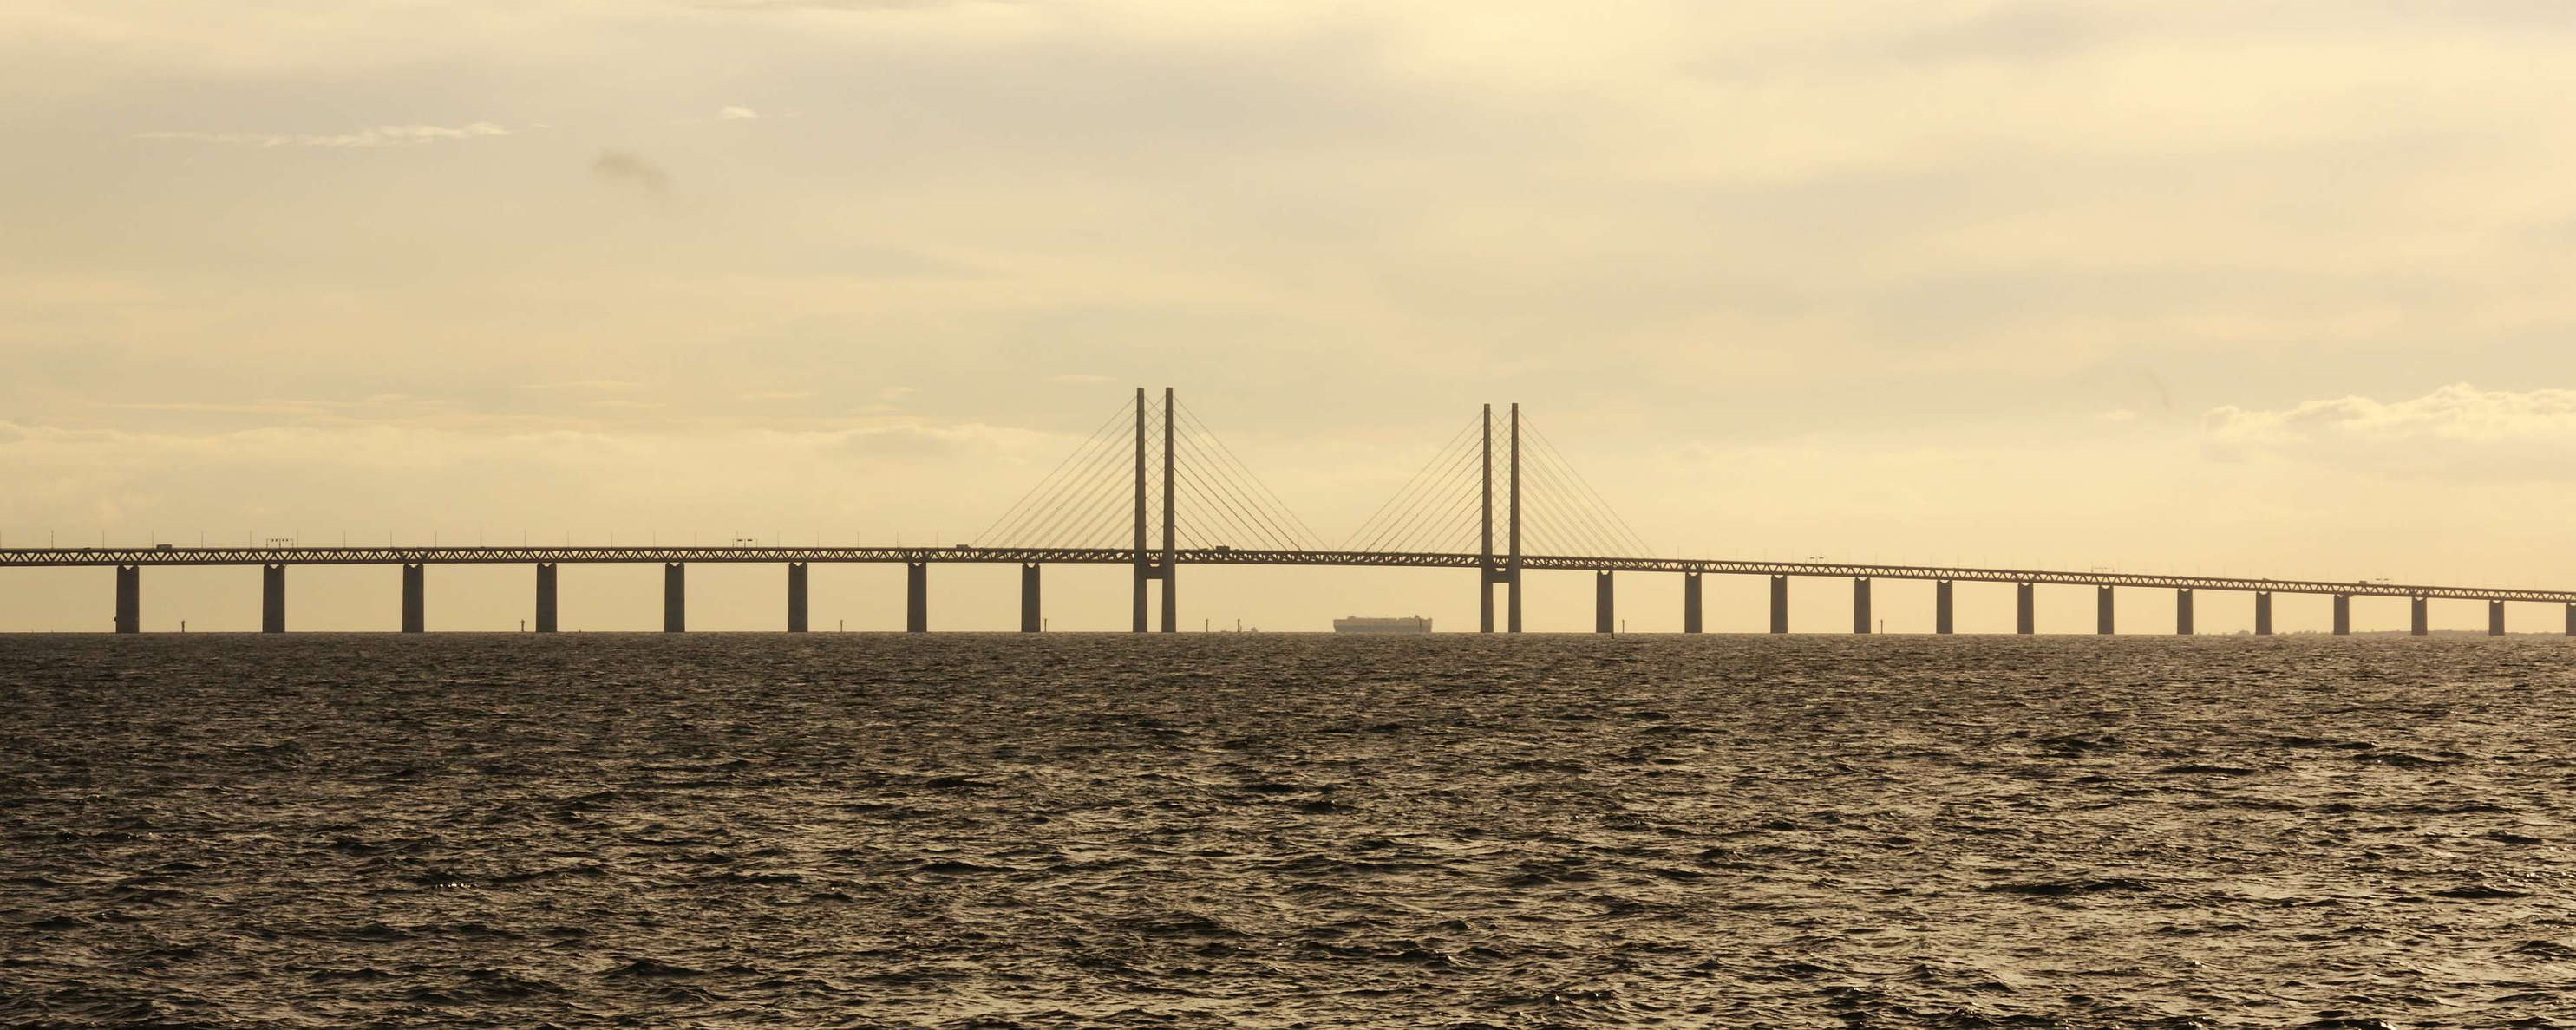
[{"left": 1331, "top": 616, "right": 1432, "bottom": 634}]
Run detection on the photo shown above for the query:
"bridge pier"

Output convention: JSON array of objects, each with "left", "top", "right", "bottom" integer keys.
[
  {"left": 2410, "top": 596, "right": 2428, "bottom": 636},
  {"left": 401, "top": 564, "right": 425, "bottom": 633},
  {"left": 262, "top": 564, "right": 285, "bottom": 633},
  {"left": 1682, "top": 572, "right": 1703, "bottom": 633},
  {"left": 535, "top": 564, "right": 558, "bottom": 633},
  {"left": 2096, "top": 586, "right": 2114, "bottom": 635},
  {"left": 2176, "top": 588, "right": 2193, "bottom": 636},
  {"left": 1132, "top": 566, "right": 1148, "bottom": 634},
  {"left": 787, "top": 563, "right": 808, "bottom": 633},
  {"left": 1853, "top": 577, "right": 1871, "bottom": 634},
  {"left": 114, "top": 565, "right": 139, "bottom": 634},
  {"left": 1594, "top": 571, "right": 1614, "bottom": 633},
  {"left": 2566, "top": 603, "right": 2573, "bottom": 637},
  {"left": 1161, "top": 567, "right": 1178, "bottom": 634},
  {"left": 2489, "top": 600, "right": 2505, "bottom": 636},
  {"left": 1935, "top": 579, "right": 1953, "bottom": 635},
  {"left": 906, "top": 562, "right": 928, "bottom": 633},
  {"left": 2015, "top": 583, "right": 2035, "bottom": 635},
  {"left": 1022, "top": 564, "right": 1042, "bottom": 632},
  {"left": 664, "top": 563, "right": 685, "bottom": 633},
  {"left": 1769, "top": 575, "right": 1788, "bottom": 634},
  {"left": 2332, "top": 594, "right": 2350, "bottom": 636},
  {"left": 1476, "top": 567, "right": 1513, "bottom": 633},
  {"left": 2254, "top": 591, "right": 2272, "bottom": 636}
]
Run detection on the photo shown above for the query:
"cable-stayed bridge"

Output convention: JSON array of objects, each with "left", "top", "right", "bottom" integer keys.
[{"left": 8, "top": 388, "right": 2572, "bottom": 635}]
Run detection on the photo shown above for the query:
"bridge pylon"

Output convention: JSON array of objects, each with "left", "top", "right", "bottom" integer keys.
[
  {"left": 1130, "top": 387, "right": 1180, "bottom": 633},
  {"left": 980, "top": 386, "right": 1316, "bottom": 631},
  {"left": 1476, "top": 402, "right": 1524, "bottom": 632}
]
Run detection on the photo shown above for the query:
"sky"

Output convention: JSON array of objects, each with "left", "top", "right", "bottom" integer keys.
[{"left": 6, "top": 0, "right": 2576, "bottom": 633}]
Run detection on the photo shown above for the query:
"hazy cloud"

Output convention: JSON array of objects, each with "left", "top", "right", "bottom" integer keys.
[
  {"left": 695, "top": 0, "right": 998, "bottom": 10},
  {"left": 590, "top": 150, "right": 671, "bottom": 194},
  {"left": 100, "top": 395, "right": 444, "bottom": 420},
  {"left": 2203, "top": 384, "right": 2576, "bottom": 479},
  {"left": 717, "top": 105, "right": 761, "bottom": 120},
  {"left": 1880, "top": 3, "right": 2136, "bottom": 65},
  {"left": 137, "top": 122, "right": 516, "bottom": 147}
]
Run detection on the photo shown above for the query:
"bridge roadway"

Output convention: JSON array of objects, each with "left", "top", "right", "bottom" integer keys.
[{"left": 3, "top": 544, "right": 2573, "bottom": 603}]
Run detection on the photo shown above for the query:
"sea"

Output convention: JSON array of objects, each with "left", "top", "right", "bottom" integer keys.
[{"left": 2, "top": 634, "right": 2572, "bottom": 1028}]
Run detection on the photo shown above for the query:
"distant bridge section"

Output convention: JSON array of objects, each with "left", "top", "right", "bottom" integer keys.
[
  {"left": 9, "top": 387, "right": 2571, "bottom": 636},
  {"left": 7, "top": 545, "right": 2569, "bottom": 604}
]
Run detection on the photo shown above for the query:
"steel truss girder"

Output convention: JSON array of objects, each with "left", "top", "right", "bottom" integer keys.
[{"left": 4, "top": 547, "right": 2566, "bottom": 604}]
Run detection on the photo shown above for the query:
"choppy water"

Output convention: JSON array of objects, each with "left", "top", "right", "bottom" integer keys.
[{"left": 3, "top": 634, "right": 2573, "bottom": 1027}]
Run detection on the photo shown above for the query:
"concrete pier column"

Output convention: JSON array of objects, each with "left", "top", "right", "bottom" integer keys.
[
  {"left": 1935, "top": 580, "right": 1954, "bottom": 635},
  {"left": 2254, "top": 591, "right": 2273, "bottom": 636},
  {"left": 114, "top": 565, "right": 140, "bottom": 634},
  {"left": 906, "top": 562, "right": 928, "bottom": 633},
  {"left": 534, "top": 564, "right": 559, "bottom": 633},
  {"left": 2015, "top": 583, "right": 2035, "bottom": 635},
  {"left": 1021, "top": 564, "right": 1042, "bottom": 633},
  {"left": 2176, "top": 589, "right": 2194, "bottom": 636},
  {"left": 1682, "top": 572, "right": 1703, "bottom": 634},
  {"left": 2410, "top": 596, "right": 2428, "bottom": 636},
  {"left": 2095, "top": 586, "right": 2114, "bottom": 636},
  {"left": 2566, "top": 603, "right": 2573, "bottom": 637},
  {"left": 1593, "top": 571, "right": 1615, "bottom": 634},
  {"left": 2488, "top": 600, "right": 2505, "bottom": 636},
  {"left": 786, "top": 563, "right": 809, "bottom": 633},
  {"left": 2332, "top": 594, "right": 2350, "bottom": 636},
  {"left": 1161, "top": 567, "right": 1178, "bottom": 635},
  {"left": 1479, "top": 575, "right": 1495, "bottom": 634},
  {"left": 401, "top": 564, "right": 425, "bottom": 633},
  {"left": 1769, "top": 575, "right": 1789, "bottom": 634},
  {"left": 1132, "top": 565, "right": 1149, "bottom": 635},
  {"left": 261, "top": 564, "right": 286, "bottom": 634},
  {"left": 1853, "top": 577, "right": 1872, "bottom": 634},
  {"left": 663, "top": 563, "right": 685, "bottom": 633}
]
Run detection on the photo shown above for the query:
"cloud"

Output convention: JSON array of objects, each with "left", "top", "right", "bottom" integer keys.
[
  {"left": 717, "top": 106, "right": 761, "bottom": 120},
  {"left": 694, "top": 0, "right": 997, "bottom": 10},
  {"left": 1880, "top": 3, "right": 2135, "bottom": 65},
  {"left": 136, "top": 122, "right": 516, "bottom": 147},
  {"left": 99, "top": 395, "right": 446, "bottom": 420},
  {"left": 2202, "top": 383, "right": 2576, "bottom": 479},
  {"left": 590, "top": 150, "right": 671, "bottom": 195}
]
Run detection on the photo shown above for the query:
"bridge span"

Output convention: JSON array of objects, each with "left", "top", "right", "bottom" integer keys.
[
  {"left": 8, "top": 544, "right": 2568, "bottom": 636},
  {"left": 10, "top": 388, "right": 2567, "bottom": 636}
]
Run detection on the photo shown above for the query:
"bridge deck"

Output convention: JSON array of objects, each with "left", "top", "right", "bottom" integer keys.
[{"left": 3, "top": 546, "right": 2566, "bottom": 604}]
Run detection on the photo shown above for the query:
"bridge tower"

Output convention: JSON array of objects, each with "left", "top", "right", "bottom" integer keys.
[
  {"left": 1163, "top": 387, "right": 1176, "bottom": 633},
  {"left": 1507, "top": 403, "right": 1523, "bottom": 632},
  {"left": 1131, "top": 387, "right": 1179, "bottom": 633},
  {"left": 1477, "top": 402, "right": 1523, "bottom": 632}
]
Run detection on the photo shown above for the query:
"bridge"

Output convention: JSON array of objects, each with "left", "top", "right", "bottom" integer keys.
[{"left": 8, "top": 388, "right": 2570, "bottom": 636}]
